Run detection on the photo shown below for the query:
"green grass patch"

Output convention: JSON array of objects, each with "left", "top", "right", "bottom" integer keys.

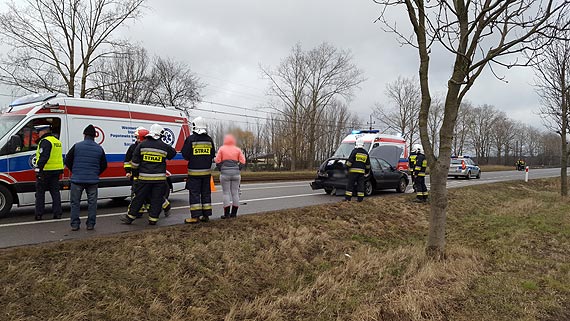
[{"left": 1, "top": 178, "right": 569, "bottom": 320}]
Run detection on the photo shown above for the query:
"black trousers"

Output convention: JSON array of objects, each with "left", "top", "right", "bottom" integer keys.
[
  {"left": 345, "top": 172, "right": 365, "bottom": 201},
  {"left": 415, "top": 176, "right": 428, "bottom": 199},
  {"left": 35, "top": 171, "right": 62, "bottom": 218},
  {"left": 186, "top": 175, "right": 212, "bottom": 218},
  {"left": 127, "top": 182, "right": 165, "bottom": 221}
]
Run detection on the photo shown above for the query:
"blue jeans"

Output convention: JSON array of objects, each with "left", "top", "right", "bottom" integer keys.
[{"left": 70, "top": 182, "right": 98, "bottom": 228}]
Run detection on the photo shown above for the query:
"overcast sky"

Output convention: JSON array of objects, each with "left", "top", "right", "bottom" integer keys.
[{"left": 0, "top": 0, "right": 543, "bottom": 128}]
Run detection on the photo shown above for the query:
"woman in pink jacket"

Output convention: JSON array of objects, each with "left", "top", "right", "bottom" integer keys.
[{"left": 215, "top": 134, "right": 246, "bottom": 218}]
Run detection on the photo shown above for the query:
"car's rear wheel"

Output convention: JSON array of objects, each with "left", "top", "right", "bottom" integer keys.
[
  {"left": 465, "top": 171, "right": 471, "bottom": 180},
  {"left": 476, "top": 171, "right": 481, "bottom": 179},
  {"left": 365, "top": 180, "right": 374, "bottom": 196},
  {"left": 396, "top": 177, "right": 407, "bottom": 193},
  {"left": 0, "top": 185, "right": 14, "bottom": 218}
]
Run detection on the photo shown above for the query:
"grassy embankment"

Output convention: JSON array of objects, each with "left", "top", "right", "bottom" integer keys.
[
  {"left": 1, "top": 179, "right": 569, "bottom": 320},
  {"left": 212, "top": 170, "right": 316, "bottom": 183}
]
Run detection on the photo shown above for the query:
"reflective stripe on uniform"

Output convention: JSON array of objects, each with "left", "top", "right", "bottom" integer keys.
[
  {"left": 202, "top": 203, "right": 212, "bottom": 210},
  {"left": 357, "top": 192, "right": 364, "bottom": 197},
  {"left": 188, "top": 169, "right": 212, "bottom": 176},
  {"left": 162, "top": 199, "right": 170, "bottom": 209},
  {"left": 345, "top": 191, "right": 353, "bottom": 196},
  {"left": 124, "top": 162, "right": 132, "bottom": 168},
  {"left": 190, "top": 204, "right": 202, "bottom": 211},
  {"left": 349, "top": 168, "right": 365, "bottom": 173},
  {"left": 138, "top": 173, "right": 166, "bottom": 181},
  {"left": 148, "top": 216, "right": 159, "bottom": 222},
  {"left": 140, "top": 148, "right": 167, "bottom": 156},
  {"left": 127, "top": 213, "right": 137, "bottom": 220}
]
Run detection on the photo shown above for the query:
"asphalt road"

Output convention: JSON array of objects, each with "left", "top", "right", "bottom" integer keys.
[{"left": 0, "top": 168, "right": 564, "bottom": 249}]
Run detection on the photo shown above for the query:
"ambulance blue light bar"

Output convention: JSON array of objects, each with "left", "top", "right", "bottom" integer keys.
[{"left": 351, "top": 129, "right": 380, "bottom": 134}]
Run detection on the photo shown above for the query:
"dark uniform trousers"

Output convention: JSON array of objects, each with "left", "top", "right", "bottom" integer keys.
[
  {"left": 35, "top": 171, "right": 62, "bottom": 217},
  {"left": 127, "top": 182, "right": 165, "bottom": 222},
  {"left": 346, "top": 172, "right": 365, "bottom": 202},
  {"left": 415, "top": 176, "right": 428, "bottom": 200},
  {"left": 187, "top": 175, "right": 212, "bottom": 218}
]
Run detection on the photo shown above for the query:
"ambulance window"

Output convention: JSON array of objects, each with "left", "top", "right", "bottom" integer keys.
[{"left": 12, "top": 118, "right": 61, "bottom": 153}]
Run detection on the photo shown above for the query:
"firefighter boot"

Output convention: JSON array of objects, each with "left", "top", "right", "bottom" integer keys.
[
  {"left": 162, "top": 199, "right": 171, "bottom": 217},
  {"left": 184, "top": 217, "right": 200, "bottom": 224},
  {"left": 221, "top": 206, "right": 230, "bottom": 219},
  {"left": 200, "top": 215, "right": 210, "bottom": 222},
  {"left": 121, "top": 214, "right": 135, "bottom": 224},
  {"left": 230, "top": 206, "right": 238, "bottom": 218}
]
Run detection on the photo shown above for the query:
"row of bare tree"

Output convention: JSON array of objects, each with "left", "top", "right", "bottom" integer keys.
[{"left": 0, "top": 0, "right": 202, "bottom": 116}]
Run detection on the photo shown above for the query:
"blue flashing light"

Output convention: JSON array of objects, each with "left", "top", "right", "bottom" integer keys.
[
  {"left": 351, "top": 129, "right": 380, "bottom": 134},
  {"left": 351, "top": 130, "right": 361, "bottom": 134}
]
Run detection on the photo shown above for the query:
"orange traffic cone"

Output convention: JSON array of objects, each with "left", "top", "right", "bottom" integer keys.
[{"left": 210, "top": 176, "right": 217, "bottom": 192}]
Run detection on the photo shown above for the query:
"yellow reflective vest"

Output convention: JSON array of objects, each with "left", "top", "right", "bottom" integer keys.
[{"left": 36, "top": 135, "right": 64, "bottom": 171}]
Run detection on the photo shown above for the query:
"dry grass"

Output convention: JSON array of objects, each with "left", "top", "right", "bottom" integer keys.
[
  {"left": 479, "top": 165, "right": 515, "bottom": 172},
  {"left": 1, "top": 179, "right": 570, "bottom": 320}
]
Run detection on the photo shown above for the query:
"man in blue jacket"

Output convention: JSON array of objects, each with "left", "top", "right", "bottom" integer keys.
[{"left": 65, "top": 125, "right": 107, "bottom": 231}]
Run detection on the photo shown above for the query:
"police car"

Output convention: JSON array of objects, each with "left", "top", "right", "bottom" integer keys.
[{"left": 448, "top": 156, "right": 481, "bottom": 179}]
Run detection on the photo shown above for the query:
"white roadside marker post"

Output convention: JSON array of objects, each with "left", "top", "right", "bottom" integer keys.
[{"left": 525, "top": 166, "right": 529, "bottom": 182}]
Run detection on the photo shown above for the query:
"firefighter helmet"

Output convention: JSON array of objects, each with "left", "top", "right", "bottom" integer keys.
[
  {"left": 134, "top": 126, "right": 148, "bottom": 141},
  {"left": 355, "top": 138, "right": 365, "bottom": 149},
  {"left": 413, "top": 144, "right": 423, "bottom": 154},
  {"left": 192, "top": 117, "right": 207, "bottom": 135},
  {"left": 147, "top": 123, "right": 164, "bottom": 140}
]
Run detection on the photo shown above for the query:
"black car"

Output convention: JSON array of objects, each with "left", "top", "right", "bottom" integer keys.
[{"left": 310, "top": 156, "right": 409, "bottom": 196}]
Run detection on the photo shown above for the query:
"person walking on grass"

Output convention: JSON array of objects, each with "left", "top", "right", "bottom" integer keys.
[
  {"left": 65, "top": 125, "right": 107, "bottom": 230},
  {"left": 215, "top": 134, "right": 246, "bottom": 219}
]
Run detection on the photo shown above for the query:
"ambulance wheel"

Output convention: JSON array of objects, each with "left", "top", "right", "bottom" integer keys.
[
  {"left": 365, "top": 180, "right": 374, "bottom": 196},
  {"left": 0, "top": 185, "right": 14, "bottom": 218},
  {"left": 324, "top": 187, "right": 333, "bottom": 195}
]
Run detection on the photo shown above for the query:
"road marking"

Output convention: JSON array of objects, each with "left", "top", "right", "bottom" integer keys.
[{"left": 0, "top": 192, "right": 325, "bottom": 228}]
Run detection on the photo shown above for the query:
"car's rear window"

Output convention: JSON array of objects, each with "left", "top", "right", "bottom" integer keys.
[{"left": 451, "top": 159, "right": 463, "bottom": 164}]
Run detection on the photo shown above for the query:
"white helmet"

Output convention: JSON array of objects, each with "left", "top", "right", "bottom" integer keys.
[
  {"left": 147, "top": 123, "right": 164, "bottom": 140},
  {"left": 192, "top": 117, "right": 207, "bottom": 135},
  {"left": 413, "top": 144, "right": 423, "bottom": 154},
  {"left": 355, "top": 138, "right": 365, "bottom": 149}
]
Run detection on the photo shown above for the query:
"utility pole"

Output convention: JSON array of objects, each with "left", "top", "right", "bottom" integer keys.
[{"left": 366, "top": 114, "right": 375, "bottom": 130}]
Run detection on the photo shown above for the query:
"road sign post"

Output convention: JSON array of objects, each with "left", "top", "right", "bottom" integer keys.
[{"left": 525, "top": 166, "right": 529, "bottom": 182}]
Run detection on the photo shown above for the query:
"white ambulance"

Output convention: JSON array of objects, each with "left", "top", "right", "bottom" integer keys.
[
  {"left": 332, "top": 130, "right": 409, "bottom": 171},
  {"left": 0, "top": 93, "right": 191, "bottom": 217}
]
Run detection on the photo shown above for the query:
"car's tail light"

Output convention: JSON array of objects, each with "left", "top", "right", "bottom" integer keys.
[{"left": 461, "top": 160, "right": 466, "bottom": 170}]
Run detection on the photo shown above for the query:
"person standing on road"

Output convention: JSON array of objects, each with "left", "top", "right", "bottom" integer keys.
[
  {"left": 34, "top": 124, "right": 64, "bottom": 221},
  {"left": 182, "top": 117, "right": 216, "bottom": 224},
  {"left": 65, "top": 125, "right": 108, "bottom": 231},
  {"left": 121, "top": 124, "right": 176, "bottom": 225},
  {"left": 409, "top": 146, "right": 419, "bottom": 193},
  {"left": 345, "top": 138, "right": 371, "bottom": 202},
  {"left": 215, "top": 134, "right": 246, "bottom": 219},
  {"left": 413, "top": 144, "right": 428, "bottom": 203},
  {"left": 124, "top": 126, "right": 150, "bottom": 217}
]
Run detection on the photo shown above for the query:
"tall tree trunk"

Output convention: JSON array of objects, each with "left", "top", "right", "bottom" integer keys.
[{"left": 561, "top": 83, "right": 568, "bottom": 196}]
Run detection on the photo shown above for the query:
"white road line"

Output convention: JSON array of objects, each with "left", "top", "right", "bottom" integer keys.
[{"left": 0, "top": 192, "right": 324, "bottom": 228}]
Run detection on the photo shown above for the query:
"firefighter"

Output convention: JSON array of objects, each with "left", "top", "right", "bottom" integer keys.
[
  {"left": 409, "top": 146, "right": 419, "bottom": 192},
  {"left": 182, "top": 116, "right": 216, "bottom": 224},
  {"left": 413, "top": 144, "right": 428, "bottom": 203},
  {"left": 345, "top": 138, "right": 371, "bottom": 202},
  {"left": 125, "top": 127, "right": 172, "bottom": 217},
  {"left": 34, "top": 124, "right": 64, "bottom": 220},
  {"left": 120, "top": 123, "right": 176, "bottom": 225}
]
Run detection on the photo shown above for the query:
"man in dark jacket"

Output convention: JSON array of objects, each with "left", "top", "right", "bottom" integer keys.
[
  {"left": 65, "top": 125, "right": 107, "bottom": 230},
  {"left": 34, "top": 124, "right": 64, "bottom": 220},
  {"left": 181, "top": 116, "right": 216, "bottom": 224},
  {"left": 345, "top": 138, "right": 371, "bottom": 202},
  {"left": 121, "top": 123, "right": 176, "bottom": 225}
]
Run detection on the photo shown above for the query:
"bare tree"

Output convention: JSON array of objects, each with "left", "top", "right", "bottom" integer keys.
[
  {"left": 490, "top": 112, "right": 517, "bottom": 165},
  {"left": 375, "top": 0, "right": 570, "bottom": 258},
  {"left": 262, "top": 43, "right": 363, "bottom": 170},
  {"left": 533, "top": 35, "right": 570, "bottom": 196},
  {"left": 374, "top": 76, "right": 420, "bottom": 151},
  {"left": 452, "top": 101, "right": 473, "bottom": 156},
  {"left": 149, "top": 57, "right": 203, "bottom": 115},
  {"left": 90, "top": 45, "right": 153, "bottom": 103},
  {"left": 427, "top": 96, "right": 444, "bottom": 152},
  {"left": 0, "top": 0, "right": 145, "bottom": 97}
]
